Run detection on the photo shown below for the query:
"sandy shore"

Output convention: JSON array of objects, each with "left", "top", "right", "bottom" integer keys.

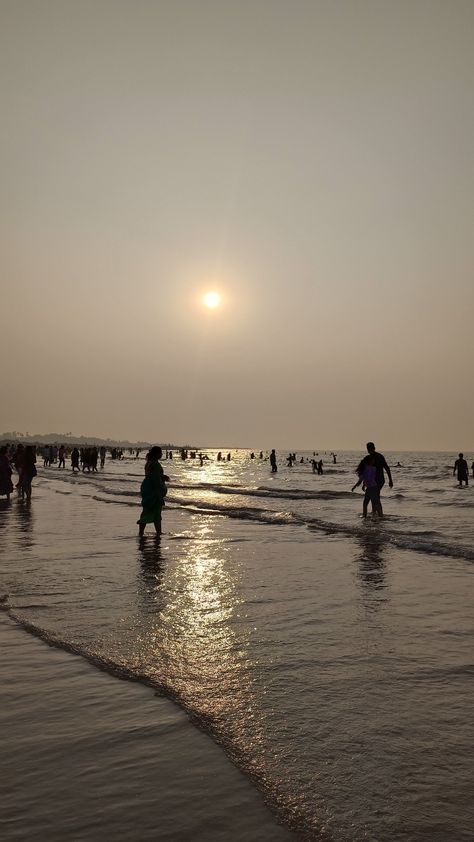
[{"left": 0, "top": 612, "right": 295, "bottom": 841}]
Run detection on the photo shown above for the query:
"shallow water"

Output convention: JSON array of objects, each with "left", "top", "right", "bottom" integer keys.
[
  {"left": 0, "top": 614, "right": 294, "bottom": 842},
  {"left": 1, "top": 450, "right": 473, "bottom": 840}
]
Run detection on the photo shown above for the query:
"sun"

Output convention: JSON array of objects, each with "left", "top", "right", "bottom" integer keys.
[{"left": 203, "top": 290, "right": 221, "bottom": 309}]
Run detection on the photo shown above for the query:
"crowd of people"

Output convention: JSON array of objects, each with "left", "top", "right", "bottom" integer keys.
[
  {"left": 0, "top": 442, "right": 472, "bottom": 530},
  {"left": 0, "top": 443, "right": 37, "bottom": 501},
  {"left": 0, "top": 441, "right": 133, "bottom": 500}
]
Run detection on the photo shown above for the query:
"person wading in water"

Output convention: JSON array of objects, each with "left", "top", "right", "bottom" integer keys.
[{"left": 137, "top": 447, "right": 169, "bottom": 537}]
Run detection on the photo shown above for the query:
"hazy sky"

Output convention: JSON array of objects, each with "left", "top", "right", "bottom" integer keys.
[{"left": 1, "top": 0, "right": 473, "bottom": 449}]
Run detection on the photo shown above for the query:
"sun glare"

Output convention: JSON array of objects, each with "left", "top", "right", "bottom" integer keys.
[{"left": 203, "top": 291, "right": 221, "bottom": 309}]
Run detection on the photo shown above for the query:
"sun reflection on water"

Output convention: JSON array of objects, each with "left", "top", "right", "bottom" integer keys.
[
  {"left": 160, "top": 521, "right": 250, "bottom": 709},
  {"left": 122, "top": 518, "right": 291, "bottom": 817},
  {"left": 132, "top": 519, "right": 266, "bottom": 749}
]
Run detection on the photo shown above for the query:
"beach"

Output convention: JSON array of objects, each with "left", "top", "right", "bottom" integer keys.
[
  {"left": 1, "top": 450, "right": 473, "bottom": 841},
  {"left": 0, "top": 613, "right": 293, "bottom": 841}
]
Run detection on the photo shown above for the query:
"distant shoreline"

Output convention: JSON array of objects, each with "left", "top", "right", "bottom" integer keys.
[
  {"left": 0, "top": 433, "right": 198, "bottom": 450},
  {"left": 0, "top": 434, "right": 468, "bottom": 454}
]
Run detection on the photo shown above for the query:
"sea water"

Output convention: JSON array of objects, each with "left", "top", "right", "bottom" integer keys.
[{"left": 1, "top": 450, "right": 473, "bottom": 841}]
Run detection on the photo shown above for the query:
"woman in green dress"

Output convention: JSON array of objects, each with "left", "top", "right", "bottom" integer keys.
[{"left": 137, "top": 446, "right": 169, "bottom": 537}]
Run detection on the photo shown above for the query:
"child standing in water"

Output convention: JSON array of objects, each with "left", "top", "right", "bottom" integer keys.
[
  {"left": 137, "top": 447, "right": 169, "bottom": 537},
  {"left": 352, "top": 454, "right": 383, "bottom": 518}
]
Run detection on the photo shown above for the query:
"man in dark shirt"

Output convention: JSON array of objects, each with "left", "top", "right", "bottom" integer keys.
[
  {"left": 453, "top": 453, "right": 468, "bottom": 487},
  {"left": 365, "top": 442, "right": 393, "bottom": 515}
]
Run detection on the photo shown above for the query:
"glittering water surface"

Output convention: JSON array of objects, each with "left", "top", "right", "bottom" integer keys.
[{"left": 1, "top": 450, "right": 473, "bottom": 840}]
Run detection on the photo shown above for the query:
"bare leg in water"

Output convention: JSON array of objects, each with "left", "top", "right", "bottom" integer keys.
[{"left": 138, "top": 518, "right": 161, "bottom": 538}]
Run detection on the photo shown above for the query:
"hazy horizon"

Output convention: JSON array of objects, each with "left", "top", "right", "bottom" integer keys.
[
  {"left": 1, "top": 1, "right": 473, "bottom": 451},
  {"left": 0, "top": 427, "right": 469, "bottom": 456}
]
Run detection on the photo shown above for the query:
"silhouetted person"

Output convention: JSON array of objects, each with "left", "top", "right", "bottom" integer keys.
[
  {"left": 58, "top": 445, "right": 66, "bottom": 468},
  {"left": 317, "top": 459, "right": 323, "bottom": 475},
  {"left": 71, "top": 448, "right": 80, "bottom": 472},
  {"left": 82, "top": 447, "right": 92, "bottom": 472},
  {"left": 270, "top": 449, "right": 277, "bottom": 473},
  {"left": 137, "top": 446, "right": 169, "bottom": 537},
  {"left": 360, "top": 442, "right": 393, "bottom": 515},
  {"left": 14, "top": 444, "right": 25, "bottom": 482},
  {"left": 352, "top": 453, "right": 383, "bottom": 518},
  {"left": 19, "top": 445, "right": 37, "bottom": 501},
  {"left": 453, "top": 453, "right": 468, "bottom": 487},
  {"left": 0, "top": 446, "right": 14, "bottom": 501},
  {"left": 100, "top": 446, "right": 106, "bottom": 468}
]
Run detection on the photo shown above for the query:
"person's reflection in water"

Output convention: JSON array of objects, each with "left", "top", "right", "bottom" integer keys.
[
  {"left": 14, "top": 499, "right": 34, "bottom": 554},
  {"left": 354, "top": 530, "right": 388, "bottom": 612},
  {"left": 137, "top": 535, "right": 166, "bottom": 614},
  {"left": 0, "top": 497, "right": 12, "bottom": 517},
  {"left": 0, "top": 497, "right": 14, "bottom": 567}
]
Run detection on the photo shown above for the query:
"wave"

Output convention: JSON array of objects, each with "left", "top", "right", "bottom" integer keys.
[
  {"left": 257, "top": 486, "right": 355, "bottom": 500},
  {"left": 100, "top": 487, "right": 138, "bottom": 497},
  {"left": 177, "top": 481, "right": 244, "bottom": 489},
  {"left": 175, "top": 482, "right": 410, "bottom": 504},
  {"left": 307, "top": 521, "right": 474, "bottom": 563},
  {"left": 92, "top": 495, "right": 136, "bottom": 506},
  {"left": 174, "top": 482, "right": 356, "bottom": 502},
  {"left": 41, "top": 472, "right": 473, "bottom": 563},
  {"left": 85, "top": 489, "right": 474, "bottom": 563},
  {"left": 38, "top": 469, "right": 140, "bottom": 485},
  {"left": 431, "top": 499, "right": 474, "bottom": 509},
  {"left": 1, "top": 603, "right": 333, "bottom": 841},
  {"left": 420, "top": 473, "right": 451, "bottom": 481},
  {"left": 85, "top": 480, "right": 356, "bottom": 504},
  {"left": 169, "top": 497, "right": 301, "bottom": 526},
  {"left": 166, "top": 496, "right": 474, "bottom": 562}
]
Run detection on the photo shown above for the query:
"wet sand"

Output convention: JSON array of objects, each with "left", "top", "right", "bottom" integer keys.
[{"left": 0, "top": 612, "right": 295, "bottom": 841}]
